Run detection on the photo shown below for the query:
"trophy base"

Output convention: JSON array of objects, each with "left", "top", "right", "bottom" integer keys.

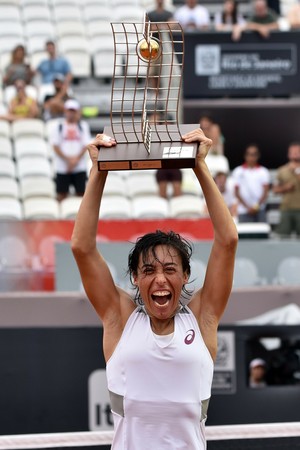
[{"left": 98, "top": 124, "right": 199, "bottom": 171}]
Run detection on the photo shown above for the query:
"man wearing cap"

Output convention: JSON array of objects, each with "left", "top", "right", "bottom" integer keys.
[
  {"left": 249, "top": 358, "right": 267, "bottom": 388},
  {"left": 43, "top": 73, "right": 70, "bottom": 121},
  {"left": 37, "top": 40, "right": 72, "bottom": 85},
  {"left": 49, "top": 99, "right": 91, "bottom": 202}
]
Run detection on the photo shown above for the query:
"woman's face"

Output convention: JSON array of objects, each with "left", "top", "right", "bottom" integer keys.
[
  {"left": 15, "top": 47, "right": 25, "bottom": 61},
  {"left": 133, "top": 245, "right": 188, "bottom": 321},
  {"left": 224, "top": 0, "right": 235, "bottom": 13}
]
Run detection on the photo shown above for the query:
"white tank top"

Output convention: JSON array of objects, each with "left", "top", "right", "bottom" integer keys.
[{"left": 106, "top": 306, "right": 214, "bottom": 450}]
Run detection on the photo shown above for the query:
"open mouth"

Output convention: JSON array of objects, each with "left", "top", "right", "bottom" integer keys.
[{"left": 152, "top": 290, "right": 172, "bottom": 307}]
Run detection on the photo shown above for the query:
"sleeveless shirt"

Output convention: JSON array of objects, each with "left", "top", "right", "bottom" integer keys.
[{"left": 106, "top": 306, "right": 214, "bottom": 450}]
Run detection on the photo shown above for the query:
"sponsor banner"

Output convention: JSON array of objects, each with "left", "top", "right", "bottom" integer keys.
[{"left": 184, "top": 31, "right": 300, "bottom": 98}]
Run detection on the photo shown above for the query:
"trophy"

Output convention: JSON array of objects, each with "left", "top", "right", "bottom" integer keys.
[{"left": 98, "top": 15, "right": 199, "bottom": 171}]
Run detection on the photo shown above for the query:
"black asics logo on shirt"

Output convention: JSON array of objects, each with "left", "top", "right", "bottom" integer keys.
[{"left": 184, "top": 329, "right": 195, "bottom": 345}]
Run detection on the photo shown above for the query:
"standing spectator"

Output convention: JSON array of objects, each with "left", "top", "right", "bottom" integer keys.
[
  {"left": 36, "top": 40, "right": 72, "bottom": 86},
  {"left": 42, "top": 73, "right": 70, "bottom": 121},
  {"left": 147, "top": 0, "right": 173, "bottom": 23},
  {"left": 232, "top": 0, "right": 279, "bottom": 40},
  {"left": 173, "top": 0, "right": 210, "bottom": 31},
  {"left": 272, "top": 142, "right": 300, "bottom": 237},
  {"left": 232, "top": 144, "right": 271, "bottom": 223},
  {"left": 2, "top": 45, "right": 34, "bottom": 87},
  {"left": 214, "top": 0, "right": 246, "bottom": 31},
  {"left": 49, "top": 99, "right": 91, "bottom": 202},
  {"left": 149, "top": 111, "right": 183, "bottom": 198},
  {"left": 0, "top": 79, "right": 39, "bottom": 122},
  {"left": 199, "top": 114, "right": 224, "bottom": 155},
  {"left": 214, "top": 171, "right": 238, "bottom": 218}
]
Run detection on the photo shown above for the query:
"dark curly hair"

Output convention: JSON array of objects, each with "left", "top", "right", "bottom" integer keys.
[{"left": 128, "top": 230, "right": 193, "bottom": 305}]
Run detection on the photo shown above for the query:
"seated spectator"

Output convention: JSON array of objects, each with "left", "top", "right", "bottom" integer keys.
[
  {"left": 36, "top": 40, "right": 72, "bottom": 86},
  {"left": 0, "top": 79, "right": 39, "bottom": 122},
  {"left": 232, "top": 0, "right": 279, "bottom": 41},
  {"left": 199, "top": 114, "right": 224, "bottom": 155},
  {"left": 2, "top": 45, "right": 34, "bottom": 88},
  {"left": 249, "top": 358, "right": 268, "bottom": 388},
  {"left": 214, "top": 0, "right": 246, "bottom": 31},
  {"left": 173, "top": 0, "right": 210, "bottom": 31},
  {"left": 42, "top": 73, "right": 70, "bottom": 121},
  {"left": 232, "top": 144, "right": 271, "bottom": 223}
]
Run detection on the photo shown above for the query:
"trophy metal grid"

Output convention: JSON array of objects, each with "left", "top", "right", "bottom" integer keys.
[
  {"left": 98, "top": 15, "right": 199, "bottom": 171},
  {"left": 110, "top": 17, "right": 184, "bottom": 146}
]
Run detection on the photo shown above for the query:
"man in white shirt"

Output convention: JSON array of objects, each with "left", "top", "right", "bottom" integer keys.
[
  {"left": 49, "top": 99, "right": 91, "bottom": 202},
  {"left": 232, "top": 144, "right": 271, "bottom": 222},
  {"left": 174, "top": 0, "right": 210, "bottom": 31}
]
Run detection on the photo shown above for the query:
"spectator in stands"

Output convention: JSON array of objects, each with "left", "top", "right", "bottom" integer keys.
[
  {"left": 214, "top": 171, "right": 238, "bottom": 218},
  {"left": 286, "top": 0, "right": 300, "bottom": 28},
  {"left": 199, "top": 114, "right": 224, "bottom": 155},
  {"left": 36, "top": 40, "right": 72, "bottom": 86},
  {"left": 272, "top": 142, "right": 300, "bottom": 237},
  {"left": 147, "top": 0, "right": 174, "bottom": 92},
  {"left": 2, "top": 45, "right": 34, "bottom": 87},
  {"left": 214, "top": 0, "right": 246, "bottom": 31},
  {"left": 249, "top": 358, "right": 268, "bottom": 388},
  {"left": 232, "top": 0, "right": 279, "bottom": 41},
  {"left": 149, "top": 111, "right": 183, "bottom": 198},
  {"left": 147, "top": 0, "right": 173, "bottom": 23},
  {"left": 42, "top": 73, "right": 70, "bottom": 121},
  {"left": 0, "top": 79, "right": 39, "bottom": 122},
  {"left": 232, "top": 144, "right": 271, "bottom": 223},
  {"left": 49, "top": 99, "right": 91, "bottom": 202},
  {"left": 173, "top": 0, "right": 210, "bottom": 31}
]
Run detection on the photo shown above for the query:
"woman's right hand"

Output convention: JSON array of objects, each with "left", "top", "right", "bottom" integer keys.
[{"left": 86, "top": 134, "right": 116, "bottom": 164}]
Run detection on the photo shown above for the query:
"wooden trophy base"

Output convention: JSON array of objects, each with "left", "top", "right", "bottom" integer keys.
[{"left": 98, "top": 124, "right": 199, "bottom": 171}]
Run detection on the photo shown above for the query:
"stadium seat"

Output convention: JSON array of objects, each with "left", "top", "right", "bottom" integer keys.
[
  {"left": 19, "top": 176, "right": 56, "bottom": 200},
  {"left": 60, "top": 196, "right": 83, "bottom": 219},
  {"left": 16, "top": 155, "right": 53, "bottom": 179},
  {"left": 274, "top": 257, "right": 300, "bottom": 286},
  {"left": 0, "top": 178, "right": 19, "bottom": 199},
  {"left": 233, "top": 257, "right": 266, "bottom": 288},
  {"left": 24, "top": 19, "right": 55, "bottom": 38},
  {"left": 0, "top": 157, "right": 17, "bottom": 179},
  {"left": 63, "top": 50, "right": 92, "bottom": 78},
  {"left": 126, "top": 172, "right": 159, "bottom": 198},
  {"left": 83, "top": 4, "right": 111, "bottom": 22},
  {"left": 0, "top": 198, "right": 23, "bottom": 220},
  {"left": 0, "top": 137, "right": 13, "bottom": 159},
  {"left": 53, "top": 5, "right": 82, "bottom": 22},
  {"left": 0, "top": 120, "right": 11, "bottom": 138},
  {"left": 99, "top": 195, "right": 132, "bottom": 219},
  {"left": 86, "top": 21, "right": 112, "bottom": 39},
  {"left": 0, "top": 37, "right": 25, "bottom": 55},
  {"left": 103, "top": 173, "right": 127, "bottom": 197},
  {"left": 0, "top": 21, "right": 24, "bottom": 39},
  {"left": 169, "top": 195, "right": 206, "bottom": 218},
  {"left": 11, "top": 118, "right": 46, "bottom": 139},
  {"left": 14, "top": 136, "right": 49, "bottom": 159},
  {"left": 0, "top": 5, "right": 22, "bottom": 21},
  {"left": 21, "top": 4, "right": 52, "bottom": 22},
  {"left": 58, "top": 36, "right": 89, "bottom": 53},
  {"left": 23, "top": 197, "right": 60, "bottom": 219},
  {"left": 55, "top": 20, "right": 86, "bottom": 38},
  {"left": 131, "top": 195, "right": 169, "bottom": 218}
]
